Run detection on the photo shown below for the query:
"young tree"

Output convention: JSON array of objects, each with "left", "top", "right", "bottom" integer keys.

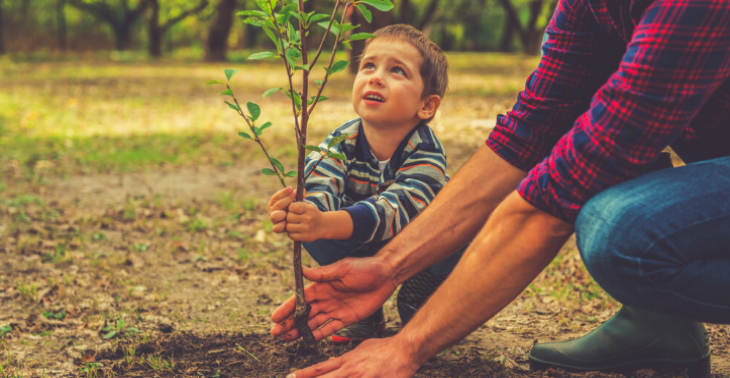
[
  {"left": 204, "top": 0, "right": 235, "bottom": 62},
  {"left": 208, "top": 0, "right": 393, "bottom": 350},
  {"left": 148, "top": 0, "right": 209, "bottom": 57},
  {"left": 67, "top": 0, "right": 151, "bottom": 51}
]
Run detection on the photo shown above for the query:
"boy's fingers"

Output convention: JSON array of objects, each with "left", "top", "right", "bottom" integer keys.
[
  {"left": 270, "top": 209, "right": 288, "bottom": 224},
  {"left": 271, "top": 221, "right": 287, "bottom": 233},
  {"left": 289, "top": 202, "right": 314, "bottom": 214},
  {"left": 271, "top": 193, "right": 296, "bottom": 212},
  {"left": 268, "top": 187, "right": 293, "bottom": 211}
]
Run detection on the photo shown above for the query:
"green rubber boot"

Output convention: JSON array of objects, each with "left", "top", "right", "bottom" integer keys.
[{"left": 529, "top": 306, "right": 710, "bottom": 378}]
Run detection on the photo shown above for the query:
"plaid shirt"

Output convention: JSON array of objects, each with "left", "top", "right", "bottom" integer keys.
[
  {"left": 304, "top": 118, "right": 448, "bottom": 243},
  {"left": 486, "top": 0, "right": 730, "bottom": 223}
]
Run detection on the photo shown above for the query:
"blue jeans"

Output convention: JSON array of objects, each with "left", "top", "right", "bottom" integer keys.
[
  {"left": 304, "top": 239, "right": 466, "bottom": 276},
  {"left": 576, "top": 155, "right": 730, "bottom": 324}
]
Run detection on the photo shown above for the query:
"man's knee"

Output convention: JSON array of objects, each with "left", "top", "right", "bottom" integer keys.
[{"left": 576, "top": 188, "right": 647, "bottom": 283}]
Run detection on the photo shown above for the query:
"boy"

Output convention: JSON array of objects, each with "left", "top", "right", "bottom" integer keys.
[{"left": 267, "top": 24, "right": 463, "bottom": 344}]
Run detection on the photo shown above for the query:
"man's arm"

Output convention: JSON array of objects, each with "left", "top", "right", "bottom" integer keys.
[
  {"left": 271, "top": 145, "right": 525, "bottom": 340},
  {"left": 287, "top": 193, "right": 573, "bottom": 378}
]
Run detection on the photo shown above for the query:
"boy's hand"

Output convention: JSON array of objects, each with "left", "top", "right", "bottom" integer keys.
[
  {"left": 268, "top": 187, "right": 296, "bottom": 234},
  {"left": 285, "top": 201, "right": 324, "bottom": 242}
]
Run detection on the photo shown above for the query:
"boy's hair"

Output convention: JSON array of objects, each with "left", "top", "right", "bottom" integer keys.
[{"left": 362, "top": 24, "right": 448, "bottom": 100}]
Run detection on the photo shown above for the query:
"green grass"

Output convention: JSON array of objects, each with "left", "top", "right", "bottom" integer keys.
[{"left": 0, "top": 52, "right": 539, "bottom": 183}]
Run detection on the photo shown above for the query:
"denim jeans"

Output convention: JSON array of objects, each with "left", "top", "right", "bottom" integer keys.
[
  {"left": 304, "top": 238, "right": 466, "bottom": 276},
  {"left": 576, "top": 155, "right": 730, "bottom": 324}
]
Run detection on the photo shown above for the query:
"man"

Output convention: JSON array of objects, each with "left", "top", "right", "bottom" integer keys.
[{"left": 271, "top": 0, "right": 730, "bottom": 377}]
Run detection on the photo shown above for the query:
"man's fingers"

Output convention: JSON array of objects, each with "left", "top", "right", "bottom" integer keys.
[
  {"left": 303, "top": 264, "right": 345, "bottom": 283},
  {"left": 312, "top": 318, "right": 345, "bottom": 341},
  {"left": 287, "top": 357, "right": 341, "bottom": 378},
  {"left": 271, "top": 295, "right": 297, "bottom": 324}
]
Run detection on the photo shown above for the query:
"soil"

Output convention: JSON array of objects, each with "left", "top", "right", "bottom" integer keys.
[{"left": 2, "top": 161, "right": 729, "bottom": 378}]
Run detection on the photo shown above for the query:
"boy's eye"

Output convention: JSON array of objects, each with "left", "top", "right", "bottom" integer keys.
[
  {"left": 392, "top": 66, "right": 406, "bottom": 76},
  {"left": 362, "top": 62, "right": 375, "bottom": 70}
]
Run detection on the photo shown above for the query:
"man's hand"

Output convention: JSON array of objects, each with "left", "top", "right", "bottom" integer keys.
[
  {"left": 268, "top": 187, "right": 296, "bottom": 234},
  {"left": 284, "top": 337, "right": 419, "bottom": 378},
  {"left": 271, "top": 257, "right": 397, "bottom": 341}
]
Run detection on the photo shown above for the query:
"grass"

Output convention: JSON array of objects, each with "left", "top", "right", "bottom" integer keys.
[{"left": 0, "top": 52, "right": 538, "bottom": 184}]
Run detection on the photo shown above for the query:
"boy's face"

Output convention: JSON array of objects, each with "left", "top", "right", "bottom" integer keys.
[{"left": 352, "top": 38, "right": 431, "bottom": 129}]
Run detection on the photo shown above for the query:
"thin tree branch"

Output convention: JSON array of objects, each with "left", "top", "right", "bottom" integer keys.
[
  {"left": 228, "top": 84, "right": 286, "bottom": 187},
  {"left": 307, "top": 1, "right": 350, "bottom": 116},
  {"left": 302, "top": 155, "right": 326, "bottom": 182},
  {"left": 161, "top": 0, "right": 209, "bottom": 30},
  {"left": 309, "top": 0, "right": 342, "bottom": 70}
]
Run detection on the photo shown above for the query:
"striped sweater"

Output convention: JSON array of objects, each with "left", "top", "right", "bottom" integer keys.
[{"left": 304, "top": 118, "right": 449, "bottom": 243}]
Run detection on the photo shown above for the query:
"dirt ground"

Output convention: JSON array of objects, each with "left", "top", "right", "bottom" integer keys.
[{"left": 1, "top": 158, "right": 729, "bottom": 378}]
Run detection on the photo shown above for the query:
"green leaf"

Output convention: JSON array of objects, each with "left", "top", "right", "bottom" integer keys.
[
  {"left": 270, "top": 158, "right": 285, "bottom": 172},
  {"left": 263, "top": 87, "right": 282, "bottom": 98},
  {"left": 305, "top": 145, "right": 322, "bottom": 152},
  {"left": 104, "top": 331, "right": 117, "bottom": 339},
  {"left": 358, "top": 0, "right": 394, "bottom": 12},
  {"left": 340, "top": 23, "right": 358, "bottom": 34},
  {"left": 317, "top": 21, "right": 340, "bottom": 36},
  {"left": 286, "top": 48, "right": 302, "bottom": 60},
  {"left": 294, "top": 64, "right": 310, "bottom": 71},
  {"left": 238, "top": 131, "right": 253, "bottom": 140},
  {"left": 286, "top": 90, "right": 302, "bottom": 111},
  {"left": 247, "top": 102, "right": 261, "bottom": 121},
  {"left": 255, "top": 0, "right": 273, "bottom": 15},
  {"left": 341, "top": 41, "right": 352, "bottom": 50},
  {"left": 348, "top": 33, "right": 376, "bottom": 41},
  {"left": 262, "top": 26, "right": 281, "bottom": 48},
  {"left": 308, "top": 13, "right": 330, "bottom": 24},
  {"left": 254, "top": 122, "right": 271, "bottom": 136},
  {"left": 224, "top": 68, "right": 239, "bottom": 81},
  {"left": 317, "top": 96, "right": 329, "bottom": 102},
  {"left": 329, "top": 152, "right": 346, "bottom": 160},
  {"left": 262, "top": 168, "right": 277, "bottom": 176},
  {"left": 236, "top": 10, "right": 269, "bottom": 17},
  {"left": 0, "top": 325, "right": 11, "bottom": 335},
  {"left": 225, "top": 101, "right": 241, "bottom": 111},
  {"left": 328, "top": 133, "right": 349, "bottom": 148},
  {"left": 220, "top": 89, "right": 233, "bottom": 97},
  {"left": 248, "top": 51, "right": 276, "bottom": 60},
  {"left": 315, "top": 80, "right": 323, "bottom": 86},
  {"left": 205, "top": 80, "right": 223, "bottom": 85},
  {"left": 356, "top": 4, "right": 372, "bottom": 23},
  {"left": 327, "top": 60, "right": 349, "bottom": 74},
  {"left": 286, "top": 171, "right": 297, "bottom": 177}
]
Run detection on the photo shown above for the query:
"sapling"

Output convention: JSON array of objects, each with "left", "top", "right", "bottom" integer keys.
[{"left": 207, "top": 0, "right": 394, "bottom": 351}]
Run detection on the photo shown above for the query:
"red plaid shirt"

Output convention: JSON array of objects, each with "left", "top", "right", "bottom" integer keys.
[{"left": 486, "top": 0, "right": 730, "bottom": 223}]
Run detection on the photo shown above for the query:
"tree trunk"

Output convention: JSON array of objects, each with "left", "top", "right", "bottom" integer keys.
[
  {"left": 399, "top": 0, "right": 412, "bottom": 25},
  {"left": 205, "top": 0, "right": 235, "bottom": 62},
  {"left": 416, "top": 0, "right": 439, "bottom": 32},
  {"left": 521, "top": 0, "right": 543, "bottom": 55},
  {"left": 499, "top": 9, "right": 515, "bottom": 52},
  {"left": 348, "top": 5, "right": 392, "bottom": 73},
  {"left": 0, "top": 0, "right": 4, "bottom": 55},
  {"left": 148, "top": 0, "right": 162, "bottom": 57},
  {"left": 112, "top": 25, "right": 132, "bottom": 51},
  {"left": 57, "top": 0, "right": 67, "bottom": 51}
]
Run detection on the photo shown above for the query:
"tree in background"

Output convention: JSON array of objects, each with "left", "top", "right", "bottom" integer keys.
[
  {"left": 148, "top": 0, "right": 209, "bottom": 57},
  {"left": 0, "top": 0, "right": 5, "bottom": 54},
  {"left": 205, "top": 0, "right": 235, "bottom": 61},
  {"left": 67, "top": 0, "right": 151, "bottom": 51},
  {"left": 497, "top": 0, "right": 556, "bottom": 54},
  {"left": 57, "top": 0, "right": 67, "bottom": 51}
]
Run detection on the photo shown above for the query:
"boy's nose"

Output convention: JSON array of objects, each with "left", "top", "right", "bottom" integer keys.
[{"left": 368, "top": 75, "right": 384, "bottom": 87}]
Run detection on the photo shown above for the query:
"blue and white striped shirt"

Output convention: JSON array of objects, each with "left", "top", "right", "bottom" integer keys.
[{"left": 304, "top": 118, "right": 449, "bottom": 243}]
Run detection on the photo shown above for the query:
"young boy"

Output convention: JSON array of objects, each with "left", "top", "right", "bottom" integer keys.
[{"left": 267, "top": 24, "right": 463, "bottom": 344}]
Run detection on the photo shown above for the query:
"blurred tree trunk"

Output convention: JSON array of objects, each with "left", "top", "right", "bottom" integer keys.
[
  {"left": 497, "top": 0, "right": 556, "bottom": 55},
  {"left": 148, "top": 0, "right": 208, "bottom": 58},
  {"left": 0, "top": 0, "right": 4, "bottom": 55},
  {"left": 416, "top": 0, "right": 439, "bottom": 33},
  {"left": 68, "top": 0, "right": 151, "bottom": 51},
  {"left": 499, "top": 10, "right": 515, "bottom": 52},
  {"left": 398, "top": 0, "right": 412, "bottom": 25},
  {"left": 348, "top": 5, "right": 392, "bottom": 73},
  {"left": 205, "top": 0, "right": 235, "bottom": 62},
  {"left": 57, "top": 0, "right": 67, "bottom": 51}
]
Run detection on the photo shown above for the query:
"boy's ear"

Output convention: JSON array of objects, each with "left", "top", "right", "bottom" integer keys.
[{"left": 417, "top": 95, "right": 441, "bottom": 120}]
